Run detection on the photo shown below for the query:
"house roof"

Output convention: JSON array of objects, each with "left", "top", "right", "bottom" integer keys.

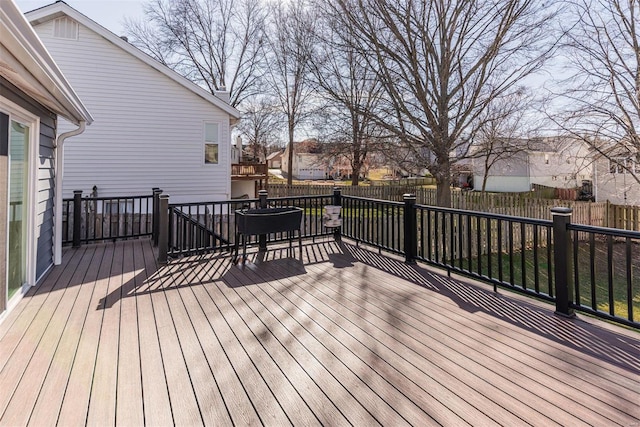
[
  {"left": 0, "top": 0, "right": 92, "bottom": 125},
  {"left": 294, "top": 139, "right": 323, "bottom": 154},
  {"left": 266, "top": 150, "right": 283, "bottom": 161},
  {"left": 25, "top": 1, "right": 241, "bottom": 122}
]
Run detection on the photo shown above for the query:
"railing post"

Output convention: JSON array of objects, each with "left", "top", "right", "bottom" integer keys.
[
  {"left": 72, "top": 190, "right": 82, "bottom": 248},
  {"left": 333, "top": 187, "right": 342, "bottom": 242},
  {"left": 403, "top": 194, "right": 417, "bottom": 264},
  {"left": 551, "top": 207, "right": 575, "bottom": 317},
  {"left": 258, "top": 189, "right": 268, "bottom": 250},
  {"left": 152, "top": 188, "right": 162, "bottom": 246},
  {"left": 157, "top": 194, "right": 169, "bottom": 264}
]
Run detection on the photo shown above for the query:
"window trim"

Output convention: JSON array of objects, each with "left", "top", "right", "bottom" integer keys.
[{"left": 203, "top": 122, "right": 220, "bottom": 165}]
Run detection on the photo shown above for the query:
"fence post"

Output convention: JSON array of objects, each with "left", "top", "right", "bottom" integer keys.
[
  {"left": 333, "top": 187, "right": 342, "bottom": 242},
  {"left": 551, "top": 207, "right": 575, "bottom": 317},
  {"left": 403, "top": 194, "right": 417, "bottom": 264},
  {"left": 72, "top": 190, "right": 82, "bottom": 248},
  {"left": 258, "top": 189, "right": 268, "bottom": 251},
  {"left": 157, "top": 194, "right": 169, "bottom": 264},
  {"left": 152, "top": 188, "right": 162, "bottom": 246}
]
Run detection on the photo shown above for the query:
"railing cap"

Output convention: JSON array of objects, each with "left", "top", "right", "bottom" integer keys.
[
  {"left": 551, "top": 207, "right": 572, "bottom": 215},
  {"left": 73, "top": 190, "right": 83, "bottom": 195},
  {"left": 403, "top": 193, "right": 417, "bottom": 200}
]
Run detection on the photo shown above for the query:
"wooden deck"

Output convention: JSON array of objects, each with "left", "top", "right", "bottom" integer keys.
[{"left": 0, "top": 238, "right": 639, "bottom": 426}]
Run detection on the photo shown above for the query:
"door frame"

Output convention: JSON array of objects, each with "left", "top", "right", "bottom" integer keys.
[{"left": 0, "top": 96, "right": 40, "bottom": 317}]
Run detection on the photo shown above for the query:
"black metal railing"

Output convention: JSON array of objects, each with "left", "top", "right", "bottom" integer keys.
[
  {"left": 568, "top": 223, "right": 640, "bottom": 328},
  {"left": 341, "top": 196, "right": 405, "bottom": 254},
  {"left": 62, "top": 190, "right": 154, "bottom": 245},
  {"left": 167, "top": 199, "right": 247, "bottom": 256},
  {"left": 153, "top": 189, "right": 639, "bottom": 329},
  {"left": 338, "top": 194, "right": 637, "bottom": 329},
  {"left": 414, "top": 204, "right": 555, "bottom": 303},
  {"left": 166, "top": 193, "right": 334, "bottom": 257}
]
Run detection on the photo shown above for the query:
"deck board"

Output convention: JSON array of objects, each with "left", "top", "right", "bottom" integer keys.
[
  {"left": 136, "top": 235, "right": 174, "bottom": 426},
  {"left": 0, "top": 238, "right": 638, "bottom": 426},
  {"left": 115, "top": 241, "right": 144, "bottom": 426}
]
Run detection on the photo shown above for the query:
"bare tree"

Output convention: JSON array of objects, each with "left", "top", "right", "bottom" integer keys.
[
  {"left": 471, "top": 89, "right": 538, "bottom": 192},
  {"left": 326, "top": 0, "right": 558, "bottom": 206},
  {"left": 125, "top": 0, "right": 267, "bottom": 107},
  {"left": 265, "top": 0, "right": 315, "bottom": 186},
  {"left": 557, "top": 0, "right": 640, "bottom": 184},
  {"left": 309, "top": 6, "right": 386, "bottom": 186},
  {"left": 236, "top": 97, "right": 282, "bottom": 162}
]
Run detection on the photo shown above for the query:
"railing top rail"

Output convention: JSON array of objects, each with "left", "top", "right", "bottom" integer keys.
[
  {"left": 415, "top": 203, "right": 554, "bottom": 227},
  {"left": 63, "top": 194, "right": 154, "bottom": 202},
  {"left": 169, "top": 198, "right": 259, "bottom": 208},
  {"left": 568, "top": 223, "right": 640, "bottom": 239},
  {"left": 268, "top": 194, "right": 333, "bottom": 202},
  {"left": 343, "top": 195, "right": 404, "bottom": 207}
]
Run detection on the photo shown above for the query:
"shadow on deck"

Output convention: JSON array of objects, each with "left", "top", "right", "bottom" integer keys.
[{"left": 0, "top": 238, "right": 638, "bottom": 426}]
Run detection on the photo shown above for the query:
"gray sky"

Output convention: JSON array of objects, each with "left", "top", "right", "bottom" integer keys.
[{"left": 15, "top": 0, "right": 145, "bottom": 36}]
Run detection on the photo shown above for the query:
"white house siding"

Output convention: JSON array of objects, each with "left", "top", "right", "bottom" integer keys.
[
  {"left": 294, "top": 154, "right": 326, "bottom": 180},
  {"left": 594, "top": 159, "right": 640, "bottom": 205},
  {"left": 472, "top": 175, "right": 531, "bottom": 192},
  {"left": 32, "top": 20, "right": 232, "bottom": 204},
  {"left": 528, "top": 145, "right": 593, "bottom": 190}
]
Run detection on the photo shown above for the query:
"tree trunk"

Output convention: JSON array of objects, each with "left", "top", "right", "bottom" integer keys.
[
  {"left": 287, "top": 124, "right": 294, "bottom": 187},
  {"left": 482, "top": 172, "right": 489, "bottom": 193},
  {"left": 435, "top": 176, "right": 452, "bottom": 208},
  {"left": 351, "top": 162, "right": 361, "bottom": 186}
]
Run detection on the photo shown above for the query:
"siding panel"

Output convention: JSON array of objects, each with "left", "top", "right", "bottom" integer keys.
[{"left": 33, "top": 20, "right": 232, "bottom": 202}]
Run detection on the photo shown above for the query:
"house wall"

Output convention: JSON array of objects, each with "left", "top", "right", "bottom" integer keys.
[
  {"left": 32, "top": 19, "right": 232, "bottom": 204},
  {"left": 528, "top": 144, "right": 593, "bottom": 189},
  {"left": 594, "top": 158, "right": 640, "bottom": 205},
  {"left": 472, "top": 151, "right": 530, "bottom": 192},
  {"left": 471, "top": 175, "right": 531, "bottom": 192},
  {"left": 1, "top": 77, "right": 58, "bottom": 316},
  {"left": 294, "top": 154, "right": 326, "bottom": 180}
]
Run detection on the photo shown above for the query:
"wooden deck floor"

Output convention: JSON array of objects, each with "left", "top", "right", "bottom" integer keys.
[{"left": 0, "top": 238, "right": 639, "bottom": 426}]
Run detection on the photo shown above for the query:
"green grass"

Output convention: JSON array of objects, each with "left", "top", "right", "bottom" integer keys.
[{"left": 460, "top": 243, "right": 640, "bottom": 321}]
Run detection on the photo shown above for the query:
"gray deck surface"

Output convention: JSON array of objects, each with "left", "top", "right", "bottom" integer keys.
[{"left": 0, "top": 238, "right": 638, "bottom": 426}]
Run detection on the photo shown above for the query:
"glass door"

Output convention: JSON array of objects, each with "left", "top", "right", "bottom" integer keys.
[{"left": 7, "top": 120, "right": 29, "bottom": 298}]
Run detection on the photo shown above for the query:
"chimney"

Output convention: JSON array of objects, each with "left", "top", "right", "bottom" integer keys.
[{"left": 214, "top": 85, "right": 230, "bottom": 104}]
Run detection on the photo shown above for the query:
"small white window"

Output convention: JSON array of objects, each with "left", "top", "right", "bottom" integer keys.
[
  {"left": 53, "top": 17, "right": 79, "bottom": 40},
  {"left": 204, "top": 123, "right": 219, "bottom": 164}
]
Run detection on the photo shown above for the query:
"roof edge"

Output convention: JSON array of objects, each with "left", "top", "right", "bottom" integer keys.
[{"left": 26, "top": 2, "right": 241, "bottom": 120}]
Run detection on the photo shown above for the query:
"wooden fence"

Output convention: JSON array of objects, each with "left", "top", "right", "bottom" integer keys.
[{"left": 267, "top": 183, "right": 640, "bottom": 230}]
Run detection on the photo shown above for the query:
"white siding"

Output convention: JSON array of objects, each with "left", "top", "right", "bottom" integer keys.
[
  {"left": 472, "top": 175, "right": 530, "bottom": 192},
  {"left": 33, "top": 20, "right": 232, "bottom": 203},
  {"left": 594, "top": 159, "right": 640, "bottom": 205}
]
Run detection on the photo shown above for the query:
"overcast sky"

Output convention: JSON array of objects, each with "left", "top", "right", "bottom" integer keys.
[{"left": 15, "top": 0, "right": 145, "bottom": 36}]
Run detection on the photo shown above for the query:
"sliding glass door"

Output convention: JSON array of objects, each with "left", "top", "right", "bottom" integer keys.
[{"left": 7, "top": 120, "right": 29, "bottom": 299}]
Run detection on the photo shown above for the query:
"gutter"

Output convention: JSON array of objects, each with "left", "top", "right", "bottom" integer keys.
[{"left": 53, "top": 121, "right": 86, "bottom": 265}]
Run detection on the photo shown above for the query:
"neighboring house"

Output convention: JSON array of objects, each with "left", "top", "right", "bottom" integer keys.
[
  {"left": 26, "top": 2, "right": 241, "bottom": 204},
  {"left": 229, "top": 136, "right": 268, "bottom": 198},
  {"left": 1, "top": 0, "right": 91, "bottom": 319},
  {"left": 267, "top": 150, "right": 283, "bottom": 169},
  {"left": 281, "top": 139, "right": 328, "bottom": 180},
  {"left": 593, "top": 151, "right": 640, "bottom": 205},
  {"left": 471, "top": 137, "right": 593, "bottom": 192}
]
